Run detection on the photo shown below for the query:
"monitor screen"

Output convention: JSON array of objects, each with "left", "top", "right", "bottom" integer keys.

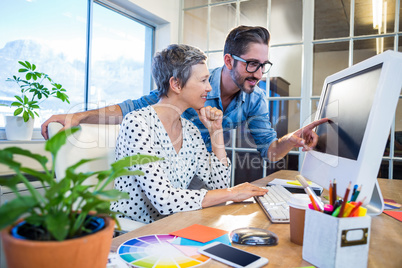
[
  {"left": 301, "top": 50, "right": 402, "bottom": 215},
  {"left": 314, "top": 64, "right": 382, "bottom": 161}
]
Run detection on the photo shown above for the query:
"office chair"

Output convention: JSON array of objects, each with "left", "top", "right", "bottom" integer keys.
[{"left": 47, "top": 122, "right": 146, "bottom": 233}]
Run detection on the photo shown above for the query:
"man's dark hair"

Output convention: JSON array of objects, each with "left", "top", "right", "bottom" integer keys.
[
  {"left": 223, "top": 25, "right": 270, "bottom": 56},
  {"left": 152, "top": 44, "right": 207, "bottom": 98}
]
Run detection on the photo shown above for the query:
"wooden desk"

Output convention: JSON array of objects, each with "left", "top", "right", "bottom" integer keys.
[{"left": 111, "top": 170, "right": 402, "bottom": 268}]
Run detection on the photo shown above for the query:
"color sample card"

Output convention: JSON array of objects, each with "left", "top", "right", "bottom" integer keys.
[
  {"left": 169, "top": 224, "right": 228, "bottom": 243},
  {"left": 117, "top": 234, "right": 210, "bottom": 268},
  {"left": 170, "top": 234, "right": 231, "bottom": 247},
  {"left": 384, "top": 198, "right": 402, "bottom": 210},
  {"left": 383, "top": 211, "right": 402, "bottom": 222}
]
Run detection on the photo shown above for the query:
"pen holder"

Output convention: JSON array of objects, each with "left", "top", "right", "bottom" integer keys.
[{"left": 302, "top": 209, "right": 371, "bottom": 268}]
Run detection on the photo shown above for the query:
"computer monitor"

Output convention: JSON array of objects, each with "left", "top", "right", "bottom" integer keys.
[{"left": 301, "top": 50, "right": 402, "bottom": 215}]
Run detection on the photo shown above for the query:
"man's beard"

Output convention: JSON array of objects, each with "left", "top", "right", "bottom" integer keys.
[{"left": 230, "top": 68, "right": 259, "bottom": 94}]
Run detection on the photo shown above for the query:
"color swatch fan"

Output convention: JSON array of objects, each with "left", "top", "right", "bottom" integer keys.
[{"left": 117, "top": 234, "right": 210, "bottom": 267}]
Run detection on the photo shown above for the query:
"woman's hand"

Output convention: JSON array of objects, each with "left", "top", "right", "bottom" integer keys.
[
  {"left": 228, "top": 183, "right": 268, "bottom": 202},
  {"left": 202, "top": 183, "right": 268, "bottom": 208},
  {"left": 198, "top": 106, "right": 223, "bottom": 134}
]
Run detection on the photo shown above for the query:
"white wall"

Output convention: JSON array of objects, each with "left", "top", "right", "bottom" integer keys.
[{"left": 110, "top": 0, "right": 180, "bottom": 51}]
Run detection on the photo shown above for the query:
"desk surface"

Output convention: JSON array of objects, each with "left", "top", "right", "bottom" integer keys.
[{"left": 111, "top": 170, "right": 402, "bottom": 268}]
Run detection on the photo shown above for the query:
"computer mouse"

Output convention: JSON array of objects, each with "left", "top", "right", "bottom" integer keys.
[{"left": 229, "top": 227, "right": 278, "bottom": 246}]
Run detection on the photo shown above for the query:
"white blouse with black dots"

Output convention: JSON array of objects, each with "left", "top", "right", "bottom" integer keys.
[{"left": 111, "top": 106, "right": 231, "bottom": 224}]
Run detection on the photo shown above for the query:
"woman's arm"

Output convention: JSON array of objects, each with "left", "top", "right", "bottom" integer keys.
[{"left": 198, "top": 106, "right": 227, "bottom": 166}]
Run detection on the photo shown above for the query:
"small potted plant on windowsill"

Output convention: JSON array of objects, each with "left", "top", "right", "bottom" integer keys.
[
  {"left": 3, "top": 61, "right": 70, "bottom": 140},
  {"left": 0, "top": 126, "right": 162, "bottom": 268}
]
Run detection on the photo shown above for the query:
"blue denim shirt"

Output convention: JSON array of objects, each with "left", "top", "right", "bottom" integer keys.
[{"left": 118, "top": 66, "right": 277, "bottom": 159}]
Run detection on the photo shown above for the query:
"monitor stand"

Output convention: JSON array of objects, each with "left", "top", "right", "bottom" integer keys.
[{"left": 365, "top": 180, "right": 384, "bottom": 216}]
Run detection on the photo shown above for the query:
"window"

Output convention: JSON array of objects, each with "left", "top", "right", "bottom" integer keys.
[
  {"left": 89, "top": 2, "right": 153, "bottom": 110},
  {"left": 181, "top": 0, "right": 402, "bottom": 180},
  {"left": 0, "top": 0, "right": 154, "bottom": 138}
]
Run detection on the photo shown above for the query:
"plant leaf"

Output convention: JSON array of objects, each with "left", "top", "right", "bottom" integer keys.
[
  {"left": 0, "top": 175, "right": 21, "bottom": 192},
  {"left": 45, "top": 211, "right": 69, "bottom": 241},
  {"left": 1, "top": 147, "right": 48, "bottom": 168},
  {"left": 19, "top": 167, "right": 52, "bottom": 185},
  {"left": 111, "top": 155, "right": 163, "bottom": 170},
  {"left": 28, "top": 110, "right": 35, "bottom": 119},
  {"left": 93, "top": 189, "right": 130, "bottom": 201},
  {"left": 18, "top": 61, "right": 28, "bottom": 68},
  {"left": 45, "top": 178, "right": 70, "bottom": 200},
  {"left": 23, "top": 111, "right": 29, "bottom": 122},
  {"left": 45, "top": 126, "right": 80, "bottom": 156},
  {"left": 11, "top": 102, "right": 22, "bottom": 107},
  {"left": 14, "top": 95, "right": 23, "bottom": 103},
  {"left": 13, "top": 108, "right": 23, "bottom": 116},
  {"left": 0, "top": 196, "right": 38, "bottom": 230},
  {"left": 18, "top": 68, "right": 29, "bottom": 73},
  {"left": 25, "top": 61, "right": 32, "bottom": 69}
]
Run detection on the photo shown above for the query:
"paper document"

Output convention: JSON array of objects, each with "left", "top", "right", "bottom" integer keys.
[{"left": 268, "top": 178, "right": 323, "bottom": 195}]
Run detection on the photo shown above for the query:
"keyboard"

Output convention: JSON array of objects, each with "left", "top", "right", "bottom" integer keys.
[{"left": 255, "top": 184, "right": 293, "bottom": 223}]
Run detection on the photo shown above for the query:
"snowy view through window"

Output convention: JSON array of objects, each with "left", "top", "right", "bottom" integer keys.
[{"left": 0, "top": 0, "right": 152, "bottom": 129}]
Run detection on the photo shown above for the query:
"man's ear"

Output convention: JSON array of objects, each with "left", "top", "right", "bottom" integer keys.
[
  {"left": 223, "top": 54, "right": 234, "bottom": 70},
  {"left": 169, "top": 77, "right": 181, "bottom": 94}
]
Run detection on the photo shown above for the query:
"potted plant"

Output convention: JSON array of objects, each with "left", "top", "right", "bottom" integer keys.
[
  {"left": 3, "top": 60, "right": 70, "bottom": 140},
  {"left": 0, "top": 126, "right": 162, "bottom": 268}
]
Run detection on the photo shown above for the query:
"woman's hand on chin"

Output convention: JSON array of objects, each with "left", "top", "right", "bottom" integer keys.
[{"left": 198, "top": 106, "right": 223, "bottom": 133}]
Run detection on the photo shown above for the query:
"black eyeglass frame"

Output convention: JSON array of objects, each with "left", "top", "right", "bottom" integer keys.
[{"left": 231, "top": 54, "right": 273, "bottom": 74}]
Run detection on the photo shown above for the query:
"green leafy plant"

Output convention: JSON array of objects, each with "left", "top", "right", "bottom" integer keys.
[
  {"left": 6, "top": 60, "right": 70, "bottom": 122},
  {"left": 0, "top": 126, "right": 162, "bottom": 241}
]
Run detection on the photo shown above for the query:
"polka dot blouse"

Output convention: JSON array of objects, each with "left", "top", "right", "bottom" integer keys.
[{"left": 111, "top": 106, "right": 231, "bottom": 224}]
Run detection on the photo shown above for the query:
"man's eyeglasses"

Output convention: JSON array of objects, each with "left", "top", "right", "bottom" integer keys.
[{"left": 231, "top": 54, "right": 273, "bottom": 74}]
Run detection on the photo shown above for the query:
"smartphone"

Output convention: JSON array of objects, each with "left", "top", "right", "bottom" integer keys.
[{"left": 198, "top": 242, "right": 268, "bottom": 268}]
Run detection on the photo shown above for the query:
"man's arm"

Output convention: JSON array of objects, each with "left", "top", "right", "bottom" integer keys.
[
  {"left": 41, "top": 90, "right": 160, "bottom": 139},
  {"left": 267, "top": 118, "right": 329, "bottom": 162},
  {"left": 41, "top": 105, "right": 123, "bottom": 139}
]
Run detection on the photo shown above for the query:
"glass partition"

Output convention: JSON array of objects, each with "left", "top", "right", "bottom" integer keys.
[
  {"left": 313, "top": 42, "right": 349, "bottom": 96},
  {"left": 183, "top": 7, "right": 208, "bottom": 52},
  {"left": 210, "top": 4, "right": 236, "bottom": 51},
  {"left": 315, "top": 0, "right": 350, "bottom": 39},
  {"left": 353, "top": 37, "right": 394, "bottom": 64},
  {"left": 269, "top": 45, "right": 302, "bottom": 97},
  {"left": 354, "top": 0, "right": 396, "bottom": 36},
  {"left": 270, "top": 0, "right": 303, "bottom": 45},
  {"left": 239, "top": 0, "right": 268, "bottom": 27}
]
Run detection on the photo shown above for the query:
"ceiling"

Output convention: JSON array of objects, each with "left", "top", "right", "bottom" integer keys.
[{"left": 314, "top": 0, "right": 399, "bottom": 52}]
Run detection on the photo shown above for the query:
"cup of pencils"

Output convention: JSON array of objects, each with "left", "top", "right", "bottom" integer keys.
[{"left": 330, "top": 181, "right": 366, "bottom": 217}]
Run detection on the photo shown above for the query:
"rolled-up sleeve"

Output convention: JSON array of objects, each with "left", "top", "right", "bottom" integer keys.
[{"left": 118, "top": 90, "right": 159, "bottom": 117}]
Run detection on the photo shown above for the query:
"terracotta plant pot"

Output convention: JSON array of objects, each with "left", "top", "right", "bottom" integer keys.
[{"left": 1, "top": 217, "right": 115, "bottom": 268}]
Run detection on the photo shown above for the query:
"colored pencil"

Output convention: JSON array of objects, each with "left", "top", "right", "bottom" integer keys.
[
  {"left": 347, "top": 197, "right": 366, "bottom": 217},
  {"left": 332, "top": 179, "right": 337, "bottom": 206},
  {"left": 351, "top": 185, "right": 362, "bottom": 202},
  {"left": 338, "top": 181, "right": 351, "bottom": 217}
]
